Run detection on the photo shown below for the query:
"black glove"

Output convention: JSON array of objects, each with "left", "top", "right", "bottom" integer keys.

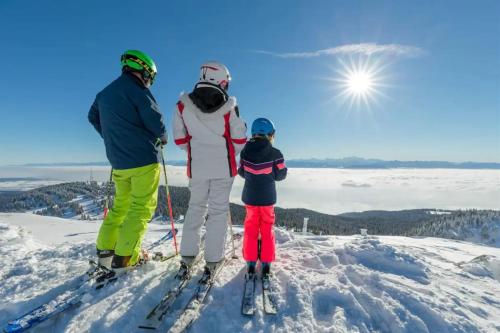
[
  {"left": 155, "top": 136, "right": 167, "bottom": 149},
  {"left": 160, "top": 135, "right": 168, "bottom": 145}
]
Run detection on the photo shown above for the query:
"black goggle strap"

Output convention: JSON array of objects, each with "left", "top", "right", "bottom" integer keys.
[{"left": 121, "top": 54, "right": 156, "bottom": 82}]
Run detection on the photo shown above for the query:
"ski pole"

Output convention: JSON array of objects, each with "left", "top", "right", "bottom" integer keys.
[
  {"left": 228, "top": 209, "right": 238, "bottom": 259},
  {"left": 159, "top": 145, "right": 179, "bottom": 255},
  {"left": 103, "top": 168, "right": 113, "bottom": 219}
]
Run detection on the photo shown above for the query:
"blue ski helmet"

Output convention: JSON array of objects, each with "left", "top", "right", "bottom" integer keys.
[{"left": 251, "top": 118, "right": 275, "bottom": 136}]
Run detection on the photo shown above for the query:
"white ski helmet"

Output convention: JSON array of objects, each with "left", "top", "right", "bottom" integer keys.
[{"left": 199, "top": 61, "right": 231, "bottom": 90}]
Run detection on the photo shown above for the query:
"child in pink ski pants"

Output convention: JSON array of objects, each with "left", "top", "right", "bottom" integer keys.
[
  {"left": 237, "top": 118, "right": 287, "bottom": 276},
  {"left": 243, "top": 205, "right": 276, "bottom": 263}
]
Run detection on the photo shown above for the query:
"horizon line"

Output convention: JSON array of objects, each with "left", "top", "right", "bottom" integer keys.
[{"left": 1, "top": 157, "right": 499, "bottom": 168}]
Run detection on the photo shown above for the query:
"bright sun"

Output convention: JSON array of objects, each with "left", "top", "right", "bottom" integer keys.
[
  {"left": 347, "top": 71, "right": 373, "bottom": 95},
  {"left": 327, "top": 57, "right": 386, "bottom": 111}
]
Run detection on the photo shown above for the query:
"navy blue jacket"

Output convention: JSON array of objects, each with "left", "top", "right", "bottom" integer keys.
[
  {"left": 238, "top": 137, "right": 287, "bottom": 206},
  {"left": 88, "top": 73, "right": 167, "bottom": 170}
]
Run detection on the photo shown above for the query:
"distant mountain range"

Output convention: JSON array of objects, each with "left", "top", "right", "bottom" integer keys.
[
  {"left": 17, "top": 157, "right": 500, "bottom": 169},
  {"left": 285, "top": 157, "right": 500, "bottom": 169}
]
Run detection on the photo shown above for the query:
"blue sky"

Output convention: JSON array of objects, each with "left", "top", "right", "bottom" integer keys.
[{"left": 0, "top": 0, "right": 498, "bottom": 165}]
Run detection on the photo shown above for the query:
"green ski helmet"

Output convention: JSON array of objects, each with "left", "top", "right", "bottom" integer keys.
[{"left": 120, "top": 50, "right": 157, "bottom": 84}]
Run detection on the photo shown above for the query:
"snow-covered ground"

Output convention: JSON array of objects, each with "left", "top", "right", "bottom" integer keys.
[
  {"left": 67, "top": 195, "right": 106, "bottom": 220},
  {"left": 1, "top": 213, "right": 499, "bottom": 333},
  {"left": 1, "top": 166, "right": 499, "bottom": 214}
]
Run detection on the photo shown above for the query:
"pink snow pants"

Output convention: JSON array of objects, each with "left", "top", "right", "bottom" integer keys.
[{"left": 242, "top": 205, "right": 275, "bottom": 262}]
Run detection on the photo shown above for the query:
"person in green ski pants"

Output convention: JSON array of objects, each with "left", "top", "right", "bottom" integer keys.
[
  {"left": 96, "top": 164, "right": 160, "bottom": 267},
  {"left": 88, "top": 50, "right": 167, "bottom": 272}
]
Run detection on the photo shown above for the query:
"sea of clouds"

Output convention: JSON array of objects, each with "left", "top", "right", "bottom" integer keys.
[{"left": 0, "top": 166, "right": 499, "bottom": 215}]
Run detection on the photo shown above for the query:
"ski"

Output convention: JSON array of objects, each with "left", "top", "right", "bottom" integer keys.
[
  {"left": 3, "top": 230, "right": 177, "bottom": 333},
  {"left": 166, "top": 258, "right": 230, "bottom": 333},
  {"left": 241, "top": 273, "right": 257, "bottom": 316},
  {"left": 3, "top": 287, "right": 89, "bottom": 333},
  {"left": 261, "top": 274, "right": 278, "bottom": 315},
  {"left": 138, "top": 255, "right": 203, "bottom": 330},
  {"left": 148, "top": 230, "right": 178, "bottom": 250},
  {"left": 139, "top": 233, "right": 241, "bottom": 331}
]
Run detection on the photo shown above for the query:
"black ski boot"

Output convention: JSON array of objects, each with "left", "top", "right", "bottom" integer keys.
[
  {"left": 94, "top": 254, "right": 136, "bottom": 289},
  {"left": 177, "top": 255, "right": 196, "bottom": 280},
  {"left": 199, "top": 266, "right": 212, "bottom": 284},
  {"left": 261, "top": 262, "right": 271, "bottom": 287},
  {"left": 94, "top": 265, "right": 116, "bottom": 289},
  {"left": 87, "top": 249, "right": 113, "bottom": 278},
  {"left": 176, "top": 261, "right": 192, "bottom": 280},
  {"left": 199, "top": 261, "right": 219, "bottom": 285},
  {"left": 246, "top": 262, "right": 257, "bottom": 280}
]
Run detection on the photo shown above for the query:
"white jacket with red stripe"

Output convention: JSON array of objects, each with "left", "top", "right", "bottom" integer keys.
[{"left": 173, "top": 92, "right": 247, "bottom": 179}]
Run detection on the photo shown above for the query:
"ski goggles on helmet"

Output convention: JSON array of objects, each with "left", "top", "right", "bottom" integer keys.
[{"left": 121, "top": 54, "right": 157, "bottom": 84}]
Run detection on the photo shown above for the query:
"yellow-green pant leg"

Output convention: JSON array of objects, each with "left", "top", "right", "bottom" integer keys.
[
  {"left": 115, "top": 163, "right": 160, "bottom": 265},
  {"left": 96, "top": 170, "right": 132, "bottom": 251}
]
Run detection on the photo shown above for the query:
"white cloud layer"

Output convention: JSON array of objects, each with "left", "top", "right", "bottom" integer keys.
[
  {"left": 1, "top": 166, "right": 498, "bottom": 215},
  {"left": 256, "top": 43, "right": 425, "bottom": 58}
]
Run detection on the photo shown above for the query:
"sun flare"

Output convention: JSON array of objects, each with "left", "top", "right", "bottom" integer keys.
[
  {"left": 327, "top": 57, "right": 387, "bottom": 111},
  {"left": 347, "top": 71, "right": 373, "bottom": 95}
]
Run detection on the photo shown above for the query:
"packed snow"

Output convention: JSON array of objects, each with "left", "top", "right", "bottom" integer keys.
[{"left": 1, "top": 213, "right": 499, "bottom": 333}]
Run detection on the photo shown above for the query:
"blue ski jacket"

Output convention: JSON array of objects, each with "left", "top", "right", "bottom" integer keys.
[
  {"left": 238, "top": 137, "right": 287, "bottom": 206},
  {"left": 88, "top": 73, "right": 167, "bottom": 170}
]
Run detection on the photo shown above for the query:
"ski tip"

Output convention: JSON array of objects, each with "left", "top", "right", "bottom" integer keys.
[
  {"left": 4, "top": 323, "right": 23, "bottom": 333},
  {"left": 138, "top": 317, "right": 162, "bottom": 330},
  {"left": 138, "top": 324, "right": 158, "bottom": 330},
  {"left": 241, "top": 310, "right": 255, "bottom": 316}
]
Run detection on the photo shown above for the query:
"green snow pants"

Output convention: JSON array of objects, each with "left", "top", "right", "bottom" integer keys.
[{"left": 96, "top": 163, "right": 160, "bottom": 266}]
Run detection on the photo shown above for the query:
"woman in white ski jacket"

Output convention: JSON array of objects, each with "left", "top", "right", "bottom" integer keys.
[{"left": 173, "top": 62, "right": 247, "bottom": 279}]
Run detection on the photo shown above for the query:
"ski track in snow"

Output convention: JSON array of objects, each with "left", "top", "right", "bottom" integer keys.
[{"left": 1, "top": 213, "right": 500, "bottom": 333}]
